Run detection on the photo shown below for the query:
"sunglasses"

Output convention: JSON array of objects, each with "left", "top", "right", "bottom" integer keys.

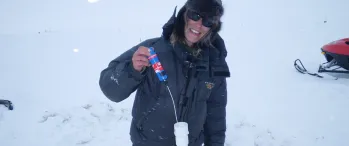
[{"left": 186, "top": 9, "right": 217, "bottom": 28}]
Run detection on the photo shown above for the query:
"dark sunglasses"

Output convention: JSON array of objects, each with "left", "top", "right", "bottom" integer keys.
[{"left": 186, "top": 9, "right": 217, "bottom": 28}]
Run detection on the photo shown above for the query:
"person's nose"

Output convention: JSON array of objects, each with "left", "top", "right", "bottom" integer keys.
[{"left": 194, "top": 18, "right": 203, "bottom": 28}]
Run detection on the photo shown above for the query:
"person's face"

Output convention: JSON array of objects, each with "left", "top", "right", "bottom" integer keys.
[{"left": 184, "top": 9, "right": 216, "bottom": 46}]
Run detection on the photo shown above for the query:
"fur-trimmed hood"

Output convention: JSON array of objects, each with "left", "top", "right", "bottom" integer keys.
[
  {"left": 161, "top": 1, "right": 224, "bottom": 43},
  {"left": 161, "top": 4, "right": 230, "bottom": 78}
]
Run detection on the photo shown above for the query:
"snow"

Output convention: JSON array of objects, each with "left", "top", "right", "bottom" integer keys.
[{"left": 1, "top": 0, "right": 349, "bottom": 146}]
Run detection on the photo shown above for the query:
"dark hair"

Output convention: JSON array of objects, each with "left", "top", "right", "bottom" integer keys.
[{"left": 170, "top": 0, "right": 224, "bottom": 51}]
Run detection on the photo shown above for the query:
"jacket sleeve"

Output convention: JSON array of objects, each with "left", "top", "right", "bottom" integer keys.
[
  {"left": 203, "top": 78, "right": 228, "bottom": 146},
  {"left": 99, "top": 39, "right": 157, "bottom": 102}
]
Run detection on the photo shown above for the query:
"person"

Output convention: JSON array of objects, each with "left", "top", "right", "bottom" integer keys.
[{"left": 99, "top": 0, "right": 230, "bottom": 145}]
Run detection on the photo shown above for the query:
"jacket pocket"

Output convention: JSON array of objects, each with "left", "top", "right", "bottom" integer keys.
[
  {"left": 135, "top": 75, "right": 164, "bottom": 130},
  {"left": 134, "top": 83, "right": 177, "bottom": 143},
  {"left": 135, "top": 97, "right": 161, "bottom": 132},
  {"left": 135, "top": 102, "right": 177, "bottom": 143}
]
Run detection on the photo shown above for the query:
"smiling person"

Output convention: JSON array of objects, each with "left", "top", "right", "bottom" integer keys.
[{"left": 99, "top": 0, "right": 230, "bottom": 146}]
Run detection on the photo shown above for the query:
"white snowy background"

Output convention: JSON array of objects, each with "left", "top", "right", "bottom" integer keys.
[{"left": 1, "top": 0, "right": 349, "bottom": 146}]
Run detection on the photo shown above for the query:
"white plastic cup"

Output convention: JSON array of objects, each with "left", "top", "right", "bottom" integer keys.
[{"left": 174, "top": 122, "right": 189, "bottom": 146}]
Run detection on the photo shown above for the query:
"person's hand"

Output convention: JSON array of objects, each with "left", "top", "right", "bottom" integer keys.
[{"left": 132, "top": 46, "right": 151, "bottom": 72}]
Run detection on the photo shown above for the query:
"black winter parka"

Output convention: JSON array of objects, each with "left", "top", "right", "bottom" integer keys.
[{"left": 99, "top": 7, "right": 230, "bottom": 146}]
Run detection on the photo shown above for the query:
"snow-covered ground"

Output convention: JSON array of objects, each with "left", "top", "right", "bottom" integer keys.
[{"left": 1, "top": 0, "right": 349, "bottom": 146}]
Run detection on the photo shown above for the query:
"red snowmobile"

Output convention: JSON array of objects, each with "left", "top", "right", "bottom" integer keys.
[
  {"left": 294, "top": 38, "right": 349, "bottom": 79},
  {"left": 318, "top": 38, "right": 349, "bottom": 73}
]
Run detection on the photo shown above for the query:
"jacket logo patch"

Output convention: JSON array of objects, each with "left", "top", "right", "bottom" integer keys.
[{"left": 205, "top": 82, "right": 214, "bottom": 89}]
